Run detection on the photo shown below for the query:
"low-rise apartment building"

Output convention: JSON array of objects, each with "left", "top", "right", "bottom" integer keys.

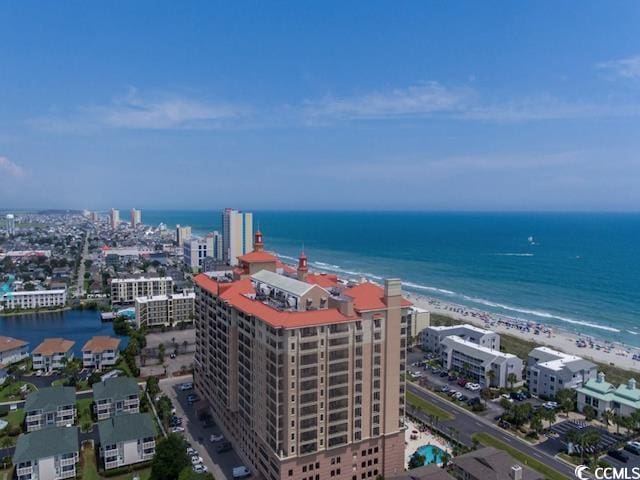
[
  {"left": 0, "top": 335, "right": 29, "bottom": 365},
  {"left": 526, "top": 346, "right": 597, "bottom": 398},
  {"left": 110, "top": 276, "right": 173, "bottom": 304},
  {"left": 1, "top": 289, "right": 67, "bottom": 310},
  {"left": 184, "top": 233, "right": 222, "bottom": 271},
  {"left": 32, "top": 338, "right": 75, "bottom": 373},
  {"left": 82, "top": 336, "right": 121, "bottom": 370},
  {"left": 13, "top": 426, "right": 79, "bottom": 480},
  {"left": 24, "top": 386, "right": 76, "bottom": 432},
  {"left": 134, "top": 292, "right": 195, "bottom": 328},
  {"left": 577, "top": 373, "right": 640, "bottom": 417},
  {"left": 422, "top": 324, "right": 500, "bottom": 353},
  {"left": 93, "top": 377, "right": 140, "bottom": 421},
  {"left": 440, "top": 335, "right": 523, "bottom": 388},
  {"left": 98, "top": 412, "right": 156, "bottom": 470}
]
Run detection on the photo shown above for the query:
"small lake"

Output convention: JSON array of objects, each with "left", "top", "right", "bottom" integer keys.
[{"left": 0, "top": 309, "right": 129, "bottom": 356}]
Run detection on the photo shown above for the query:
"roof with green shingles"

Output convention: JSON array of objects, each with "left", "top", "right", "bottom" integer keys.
[
  {"left": 24, "top": 386, "right": 75, "bottom": 412},
  {"left": 13, "top": 426, "right": 78, "bottom": 463},
  {"left": 577, "top": 378, "right": 640, "bottom": 409},
  {"left": 93, "top": 377, "right": 139, "bottom": 402},
  {"left": 98, "top": 412, "right": 156, "bottom": 445}
]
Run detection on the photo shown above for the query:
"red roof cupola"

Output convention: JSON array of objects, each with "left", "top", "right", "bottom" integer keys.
[
  {"left": 297, "top": 251, "right": 309, "bottom": 281},
  {"left": 254, "top": 230, "right": 264, "bottom": 251}
]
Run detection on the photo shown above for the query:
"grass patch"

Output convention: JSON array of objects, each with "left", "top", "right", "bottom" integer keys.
[
  {"left": 0, "top": 409, "right": 25, "bottom": 447},
  {"left": 115, "top": 357, "right": 134, "bottom": 378},
  {"left": 406, "top": 391, "right": 452, "bottom": 421},
  {"left": 77, "top": 397, "right": 93, "bottom": 431},
  {"left": 81, "top": 445, "right": 100, "bottom": 480},
  {"left": 0, "top": 381, "right": 36, "bottom": 402},
  {"left": 107, "top": 467, "right": 151, "bottom": 480},
  {"left": 473, "top": 432, "right": 566, "bottom": 480}
]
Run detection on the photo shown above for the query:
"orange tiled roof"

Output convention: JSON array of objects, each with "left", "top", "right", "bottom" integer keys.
[
  {"left": 0, "top": 336, "right": 27, "bottom": 353},
  {"left": 343, "top": 282, "right": 412, "bottom": 311},
  {"left": 33, "top": 338, "right": 75, "bottom": 356},
  {"left": 82, "top": 336, "right": 121, "bottom": 353},
  {"left": 237, "top": 251, "right": 278, "bottom": 263},
  {"left": 306, "top": 273, "right": 339, "bottom": 288},
  {"left": 195, "top": 274, "right": 355, "bottom": 328}
]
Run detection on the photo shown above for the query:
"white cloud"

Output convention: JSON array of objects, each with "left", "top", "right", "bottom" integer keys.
[
  {"left": 0, "top": 156, "right": 26, "bottom": 177},
  {"left": 304, "top": 82, "right": 472, "bottom": 119},
  {"left": 597, "top": 54, "right": 640, "bottom": 79}
]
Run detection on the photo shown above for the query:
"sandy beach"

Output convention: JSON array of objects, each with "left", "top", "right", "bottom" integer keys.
[{"left": 407, "top": 292, "right": 640, "bottom": 374}]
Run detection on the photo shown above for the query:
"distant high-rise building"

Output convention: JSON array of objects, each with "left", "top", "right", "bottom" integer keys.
[
  {"left": 130, "top": 208, "right": 141, "bottom": 228},
  {"left": 90, "top": 212, "right": 99, "bottom": 223},
  {"left": 110, "top": 209, "right": 120, "bottom": 229},
  {"left": 222, "top": 208, "right": 253, "bottom": 265},
  {"left": 5, "top": 214, "right": 15, "bottom": 235},
  {"left": 176, "top": 225, "right": 192, "bottom": 247},
  {"left": 183, "top": 231, "right": 223, "bottom": 271}
]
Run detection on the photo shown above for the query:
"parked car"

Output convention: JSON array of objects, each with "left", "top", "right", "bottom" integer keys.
[
  {"left": 210, "top": 434, "right": 225, "bottom": 442},
  {"left": 448, "top": 374, "right": 457, "bottom": 381},
  {"left": 543, "top": 401, "right": 558, "bottom": 410},
  {"left": 170, "top": 426, "right": 185, "bottom": 433},
  {"left": 439, "top": 371, "right": 448, "bottom": 378},
  {"left": 609, "top": 450, "right": 630, "bottom": 463},
  {"left": 186, "top": 447, "right": 197, "bottom": 456},
  {"left": 458, "top": 394, "right": 468, "bottom": 402},
  {"left": 180, "top": 382, "right": 194, "bottom": 391},
  {"left": 193, "top": 464, "right": 208, "bottom": 473},
  {"left": 233, "top": 466, "right": 251, "bottom": 478},
  {"left": 216, "top": 441, "right": 233, "bottom": 453},
  {"left": 187, "top": 394, "right": 199, "bottom": 404},
  {"left": 457, "top": 378, "right": 468, "bottom": 387},
  {"left": 510, "top": 391, "right": 526, "bottom": 401},
  {"left": 440, "top": 385, "right": 450, "bottom": 393},
  {"left": 625, "top": 442, "right": 640, "bottom": 455},
  {"left": 191, "top": 455, "right": 204, "bottom": 465}
]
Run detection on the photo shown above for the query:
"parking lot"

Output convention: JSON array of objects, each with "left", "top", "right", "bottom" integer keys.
[{"left": 159, "top": 375, "right": 250, "bottom": 480}]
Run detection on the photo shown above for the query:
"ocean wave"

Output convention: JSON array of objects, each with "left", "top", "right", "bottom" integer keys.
[
  {"left": 403, "top": 282, "right": 456, "bottom": 296},
  {"left": 314, "top": 261, "right": 341, "bottom": 270},
  {"left": 461, "top": 295, "right": 620, "bottom": 333},
  {"left": 628, "top": 330, "right": 639, "bottom": 336},
  {"left": 490, "top": 253, "right": 534, "bottom": 257}
]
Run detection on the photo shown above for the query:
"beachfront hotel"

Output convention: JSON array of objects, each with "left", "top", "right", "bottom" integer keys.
[
  {"left": 194, "top": 232, "right": 411, "bottom": 480},
  {"left": 110, "top": 276, "right": 173, "bottom": 304},
  {"left": 134, "top": 292, "right": 195, "bottom": 328},
  {"left": 110, "top": 208, "right": 120, "bottom": 229},
  {"left": 130, "top": 208, "right": 141, "bottom": 228},
  {"left": 526, "top": 346, "right": 597, "bottom": 398},
  {"left": 222, "top": 208, "right": 253, "bottom": 265}
]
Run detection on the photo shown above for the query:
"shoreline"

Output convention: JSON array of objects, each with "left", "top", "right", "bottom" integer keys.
[
  {"left": 0, "top": 306, "right": 72, "bottom": 317},
  {"left": 407, "top": 292, "right": 640, "bottom": 374}
]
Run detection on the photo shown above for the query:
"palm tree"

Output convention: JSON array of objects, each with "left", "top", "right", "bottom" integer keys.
[
  {"left": 542, "top": 407, "right": 557, "bottom": 428},
  {"left": 507, "top": 373, "right": 518, "bottom": 390},
  {"left": 486, "top": 369, "right": 496, "bottom": 388},
  {"left": 602, "top": 409, "right": 614, "bottom": 429}
]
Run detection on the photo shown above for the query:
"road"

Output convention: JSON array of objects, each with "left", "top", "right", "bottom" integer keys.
[
  {"left": 407, "top": 382, "right": 577, "bottom": 478},
  {"left": 159, "top": 375, "right": 246, "bottom": 480},
  {"left": 75, "top": 231, "right": 89, "bottom": 298}
]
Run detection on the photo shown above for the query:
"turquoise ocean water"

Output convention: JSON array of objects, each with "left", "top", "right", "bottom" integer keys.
[{"left": 141, "top": 210, "right": 640, "bottom": 346}]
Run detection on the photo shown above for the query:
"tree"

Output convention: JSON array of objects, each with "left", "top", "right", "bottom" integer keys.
[
  {"left": 146, "top": 376, "right": 160, "bottom": 398},
  {"left": 542, "top": 406, "right": 556, "bottom": 428},
  {"left": 582, "top": 404, "right": 596, "bottom": 422},
  {"left": 150, "top": 434, "right": 190, "bottom": 480},
  {"left": 408, "top": 452, "right": 425, "bottom": 469},
  {"left": 480, "top": 388, "right": 492, "bottom": 407},
  {"left": 88, "top": 371, "right": 102, "bottom": 387},
  {"left": 178, "top": 468, "right": 214, "bottom": 480},
  {"left": 158, "top": 344, "right": 166, "bottom": 363},
  {"left": 529, "top": 415, "right": 543, "bottom": 435},
  {"left": 507, "top": 373, "right": 518, "bottom": 390},
  {"left": 556, "top": 389, "right": 576, "bottom": 418}
]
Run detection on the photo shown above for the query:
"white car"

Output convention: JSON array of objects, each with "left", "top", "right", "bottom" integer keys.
[
  {"left": 233, "top": 466, "right": 251, "bottom": 478},
  {"left": 210, "top": 434, "right": 224, "bottom": 442},
  {"left": 193, "top": 464, "right": 208, "bottom": 473},
  {"left": 180, "top": 382, "right": 194, "bottom": 391},
  {"left": 468, "top": 384, "right": 481, "bottom": 392},
  {"left": 543, "top": 401, "right": 558, "bottom": 409},
  {"left": 191, "top": 455, "right": 204, "bottom": 465},
  {"left": 186, "top": 447, "right": 197, "bottom": 456},
  {"left": 170, "top": 426, "right": 185, "bottom": 433}
]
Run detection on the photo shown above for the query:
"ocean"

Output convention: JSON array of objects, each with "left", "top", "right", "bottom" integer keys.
[{"left": 141, "top": 210, "right": 640, "bottom": 346}]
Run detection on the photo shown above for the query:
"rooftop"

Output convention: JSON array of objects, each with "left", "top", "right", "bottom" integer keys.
[
  {"left": 13, "top": 426, "right": 78, "bottom": 464},
  {"left": 442, "top": 335, "right": 517, "bottom": 362},
  {"left": 452, "top": 447, "right": 543, "bottom": 480},
  {"left": 98, "top": 412, "right": 155, "bottom": 444},
  {"left": 343, "top": 282, "right": 412, "bottom": 311},
  {"left": 0, "top": 335, "right": 28, "bottom": 353},
  {"left": 237, "top": 250, "right": 278, "bottom": 264},
  {"left": 33, "top": 338, "right": 75, "bottom": 356},
  {"left": 82, "top": 336, "right": 121, "bottom": 353},
  {"left": 93, "top": 376, "right": 139, "bottom": 401},
  {"left": 252, "top": 269, "right": 318, "bottom": 298},
  {"left": 111, "top": 276, "right": 172, "bottom": 284},
  {"left": 24, "top": 386, "right": 76, "bottom": 412}
]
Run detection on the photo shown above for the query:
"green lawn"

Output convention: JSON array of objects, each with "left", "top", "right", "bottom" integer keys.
[
  {"left": 115, "top": 357, "right": 134, "bottom": 378},
  {"left": 81, "top": 444, "right": 151, "bottom": 480},
  {"left": 0, "top": 381, "right": 35, "bottom": 402},
  {"left": 406, "top": 391, "right": 452, "bottom": 421},
  {"left": 77, "top": 397, "right": 93, "bottom": 431},
  {"left": 472, "top": 432, "right": 566, "bottom": 480}
]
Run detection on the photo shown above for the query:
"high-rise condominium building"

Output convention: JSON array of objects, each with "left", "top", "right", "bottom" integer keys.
[
  {"left": 194, "top": 233, "right": 410, "bottom": 480},
  {"left": 5, "top": 214, "right": 15, "bottom": 235},
  {"left": 222, "top": 208, "right": 253, "bottom": 265},
  {"left": 90, "top": 211, "right": 99, "bottom": 223},
  {"left": 183, "top": 232, "right": 222, "bottom": 271},
  {"left": 130, "top": 208, "right": 141, "bottom": 228},
  {"left": 176, "top": 225, "right": 192, "bottom": 247},
  {"left": 110, "top": 209, "right": 120, "bottom": 229}
]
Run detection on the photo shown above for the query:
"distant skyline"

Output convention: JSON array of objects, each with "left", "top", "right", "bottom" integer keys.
[{"left": 1, "top": 1, "right": 640, "bottom": 211}]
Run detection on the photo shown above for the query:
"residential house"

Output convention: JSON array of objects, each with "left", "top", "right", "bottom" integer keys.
[
  {"left": 82, "top": 336, "right": 121, "bottom": 370},
  {"left": 93, "top": 377, "right": 140, "bottom": 421},
  {"left": 24, "top": 386, "right": 76, "bottom": 432},
  {"left": 32, "top": 338, "right": 74, "bottom": 373},
  {"left": 422, "top": 324, "right": 500, "bottom": 354},
  {"left": 526, "top": 346, "right": 597, "bottom": 398},
  {"left": 576, "top": 373, "right": 640, "bottom": 417},
  {"left": 13, "top": 426, "right": 79, "bottom": 480},
  {"left": 98, "top": 413, "right": 156, "bottom": 470},
  {"left": 0, "top": 335, "right": 29, "bottom": 366}
]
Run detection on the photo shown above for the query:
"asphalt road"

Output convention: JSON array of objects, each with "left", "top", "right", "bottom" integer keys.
[{"left": 407, "top": 382, "right": 577, "bottom": 478}]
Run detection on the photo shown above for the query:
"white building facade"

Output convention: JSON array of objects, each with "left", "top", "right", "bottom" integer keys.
[
  {"left": 222, "top": 208, "right": 253, "bottom": 265},
  {"left": 135, "top": 292, "right": 195, "bottom": 328},
  {"left": 1, "top": 289, "right": 67, "bottom": 310},
  {"left": 183, "top": 232, "right": 222, "bottom": 271},
  {"left": 526, "top": 346, "right": 597, "bottom": 398},
  {"left": 110, "top": 277, "right": 173, "bottom": 304},
  {"left": 422, "top": 324, "right": 500, "bottom": 353}
]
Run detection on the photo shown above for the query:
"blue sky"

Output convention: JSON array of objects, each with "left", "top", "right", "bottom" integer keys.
[{"left": 1, "top": 1, "right": 639, "bottom": 211}]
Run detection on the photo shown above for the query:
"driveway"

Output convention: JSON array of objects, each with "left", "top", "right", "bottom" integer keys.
[{"left": 159, "top": 375, "right": 248, "bottom": 480}]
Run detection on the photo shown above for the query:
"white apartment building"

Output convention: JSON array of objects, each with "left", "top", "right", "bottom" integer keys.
[
  {"left": 1, "top": 289, "right": 67, "bottom": 310},
  {"left": 13, "top": 426, "right": 79, "bottom": 480},
  {"left": 440, "top": 335, "right": 523, "bottom": 388},
  {"left": 527, "top": 346, "right": 597, "bottom": 398},
  {"left": 183, "top": 232, "right": 222, "bottom": 271},
  {"left": 175, "top": 224, "right": 192, "bottom": 247},
  {"left": 130, "top": 208, "right": 141, "bottom": 227},
  {"left": 110, "top": 208, "right": 120, "bottom": 229},
  {"left": 110, "top": 276, "right": 173, "bottom": 304},
  {"left": 422, "top": 324, "right": 500, "bottom": 353},
  {"left": 98, "top": 413, "right": 156, "bottom": 470},
  {"left": 5, "top": 214, "right": 15, "bottom": 235},
  {"left": 222, "top": 208, "right": 253, "bottom": 265},
  {"left": 134, "top": 292, "right": 195, "bottom": 328},
  {"left": 82, "top": 336, "right": 121, "bottom": 370},
  {"left": 0, "top": 336, "right": 29, "bottom": 365},
  {"left": 32, "top": 338, "right": 75, "bottom": 373},
  {"left": 93, "top": 377, "right": 140, "bottom": 421},
  {"left": 24, "top": 386, "right": 77, "bottom": 432}
]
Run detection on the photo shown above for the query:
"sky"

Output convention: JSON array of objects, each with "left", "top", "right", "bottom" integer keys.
[{"left": 1, "top": 1, "right": 639, "bottom": 211}]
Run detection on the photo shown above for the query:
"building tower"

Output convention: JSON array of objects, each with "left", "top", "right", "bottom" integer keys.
[
  {"left": 4, "top": 214, "right": 15, "bottom": 235},
  {"left": 221, "top": 208, "right": 253, "bottom": 265},
  {"left": 253, "top": 230, "right": 264, "bottom": 251},
  {"left": 130, "top": 208, "right": 141, "bottom": 228},
  {"left": 110, "top": 209, "right": 120, "bottom": 229},
  {"left": 297, "top": 251, "right": 308, "bottom": 281},
  {"left": 176, "top": 225, "right": 192, "bottom": 247}
]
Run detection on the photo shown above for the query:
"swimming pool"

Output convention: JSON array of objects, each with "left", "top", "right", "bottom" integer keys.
[{"left": 415, "top": 444, "right": 445, "bottom": 464}]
